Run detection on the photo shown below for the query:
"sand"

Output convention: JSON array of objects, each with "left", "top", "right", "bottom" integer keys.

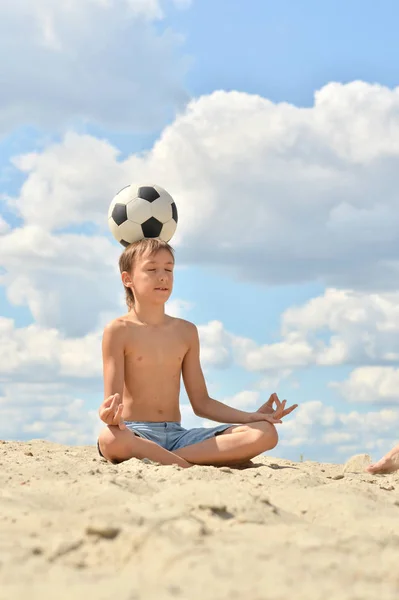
[{"left": 1, "top": 440, "right": 399, "bottom": 600}]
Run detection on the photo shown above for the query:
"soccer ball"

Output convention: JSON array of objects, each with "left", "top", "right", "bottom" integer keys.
[{"left": 108, "top": 184, "right": 178, "bottom": 247}]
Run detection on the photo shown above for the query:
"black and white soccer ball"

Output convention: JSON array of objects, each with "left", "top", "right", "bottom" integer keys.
[{"left": 108, "top": 184, "right": 178, "bottom": 247}]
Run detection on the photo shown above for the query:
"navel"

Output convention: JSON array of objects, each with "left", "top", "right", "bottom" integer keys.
[{"left": 137, "top": 356, "right": 143, "bottom": 361}]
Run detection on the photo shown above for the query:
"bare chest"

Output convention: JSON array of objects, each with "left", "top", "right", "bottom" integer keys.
[{"left": 125, "top": 328, "right": 188, "bottom": 370}]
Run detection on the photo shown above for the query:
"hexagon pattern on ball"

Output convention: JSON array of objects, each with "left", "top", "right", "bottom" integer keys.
[
  {"left": 107, "top": 185, "right": 134, "bottom": 219},
  {"left": 138, "top": 186, "right": 160, "bottom": 203},
  {"left": 111, "top": 203, "right": 127, "bottom": 226},
  {"left": 160, "top": 218, "right": 177, "bottom": 242},
  {"left": 117, "top": 220, "right": 143, "bottom": 245},
  {"left": 142, "top": 217, "right": 163, "bottom": 238},
  {"left": 171, "top": 202, "right": 178, "bottom": 223},
  {"left": 151, "top": 196, "right": 173, "bottom": 223},
  {"left": 126, "top": 198, "right": 152, "bottom": 224},
  {"left": 108, "top": 183, "right": 178, "bottom": 246}
]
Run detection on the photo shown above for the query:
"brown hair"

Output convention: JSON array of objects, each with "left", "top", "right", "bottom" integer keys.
[{"left": 119, "top": 238, "right": 175, "bottom": 309}]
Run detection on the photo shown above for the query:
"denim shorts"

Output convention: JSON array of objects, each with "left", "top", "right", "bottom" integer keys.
[{"left": 97, "top": 420, "right": 232, "bottom": 458}]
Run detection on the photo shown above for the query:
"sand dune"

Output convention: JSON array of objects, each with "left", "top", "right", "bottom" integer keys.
[{"left": 1, "top": 439, "right": 398, "bottom": 600}]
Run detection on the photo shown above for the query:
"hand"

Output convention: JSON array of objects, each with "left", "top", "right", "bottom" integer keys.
[
  {"left": 251, "top": 392, "right": 298, "bottom": 424},
  {"left": 99, "top": 393, "right": 126, "bottom": 430}
]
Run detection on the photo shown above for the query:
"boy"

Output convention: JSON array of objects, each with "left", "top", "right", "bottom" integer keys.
[{"left": 97, "top": 238, "right": 297, "bottom": 468}]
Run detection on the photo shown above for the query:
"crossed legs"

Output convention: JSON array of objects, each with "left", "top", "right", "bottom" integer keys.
[{"left": 97, "top": 421, "right": 278, "bottom": 468}]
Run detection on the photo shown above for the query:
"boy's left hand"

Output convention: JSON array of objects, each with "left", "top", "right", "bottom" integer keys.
[{"left": 250, "top": 392, "right": 298, "bottom": 423}]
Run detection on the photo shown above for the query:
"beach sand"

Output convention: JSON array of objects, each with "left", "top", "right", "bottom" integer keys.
[{"left": 1, "top": 439, "right": 398, "bottom": 600}]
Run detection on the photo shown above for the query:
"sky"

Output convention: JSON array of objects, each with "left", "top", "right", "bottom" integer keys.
[{"left": 1, "top": 0, "right": 399, "bottom": 463}]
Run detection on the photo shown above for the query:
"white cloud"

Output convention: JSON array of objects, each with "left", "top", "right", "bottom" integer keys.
[
  {"left": 0, "top": 317, "right": 102, "bottom": 380},
  {"left": 5, "top": 82, "right": 399, "bottom": 334},
  {"left": 9, "top": 133, "right": 128, "bottom": 230},
  {"left": 5, "top": 81, "right": 399, "bottom": 289},
  {"left": 279, "top": 400, "right": 399, "bottom": 461},
  {"left": 332, "top": 367, "right": 399, "bottom": 404},
  {"left": 0, "top": 214, "right": 10, "bottom": 234},
  {"left": 183, "top": 396, "right": 399, "bottom": 463},
  {"left": 108, "top": 81, "right": 399, "bottom": 291},
  {"left": 0, "top": 226, "right": 122, "bottom": 335},
  {"left": 232, "top": 288, "right": 399, "bottom": 372},
  {"left": 219, "top": 390, "right": 260, "bottom": 409},
  {"left": 1, "top": 314, "right": 398, "bottom": 462},
  {"left": 198, "top": 320, "right": 233, "bottom": 368},
  {"left": 166, "top": 298, "right": 193, "bottom": 318},
  {"left": 258, "top": 370, "right": 293, "bottom": 390},
  {"left": 0, "top": 0, "right": 189, "bottom": 135},
  {"left": 233, "top": 333, "right": 314, "bottom": 371},
  {"left": 0, "top": 381, "right": 101, "bottom": 444},
  {"left": 4, "top": 81, "right": 399, "bottom": 377}
]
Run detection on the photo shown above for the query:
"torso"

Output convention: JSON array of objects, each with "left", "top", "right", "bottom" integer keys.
[{"left": 119, "top": 316, "right": 190, "bottom": 422}]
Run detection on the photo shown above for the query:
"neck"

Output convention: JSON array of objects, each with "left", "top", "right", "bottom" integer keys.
[{"left": 130, "top": 301, "right": 167, "bottom": 326}]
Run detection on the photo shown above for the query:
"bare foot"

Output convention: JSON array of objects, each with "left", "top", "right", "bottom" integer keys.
[{"left": 366, "top": 452, "right": 399, "bottom": 474}]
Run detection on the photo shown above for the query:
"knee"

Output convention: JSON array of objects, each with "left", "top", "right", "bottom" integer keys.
[
  {"left": 99, "top": 425, "right": 119, "bottom": 449},
  {"left": 98, "top": 426, "right": 129, "bottom": 464},
  {"left": 249, "top": 422, "right": 279, "bottom": 451}
]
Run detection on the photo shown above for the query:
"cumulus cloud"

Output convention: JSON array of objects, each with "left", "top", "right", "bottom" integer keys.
[
  {"left": 0, "top": 0, "right": 189, "bottom": 135},
  {"left": 2, "top": 313, "right": 398, "bottom": 460},
  {"left": 332, "top": 367, "right": 399, "bottom": 404},
  {"left": 4, "top": 81, "right": 399, "bottom": 305},
  {"left": 198, "top": 320, "right": 233, "bottom": 368},
  {"left": 278, "top": 400, "right": 399, "bottom": 461},
  {"left": 0, "top": 215, "right": 10, "bottom": 234},
  {"left": 183, "top": 396, "right": 399, "bottom": 463},
  {"left": 0, "top": 317, "right": 102, "bottom": 380},
  {"left": 231, "top": 288, "right": 399, "bottom": 372},
  {"left": 0, "top": 226, "right": 122, "bottom": 335},
  {"left": 87, "top": 80, "right": 399, "bottom": 292},
  {"left": 166, "top": 298, "right": 193, "bottom": 318},
  {"left": 4, "top": 81, "right": 399, "bottom": 379},
  {"left": 8, "top": 133, "right": 129, "bottom": 230},
  {"left": 0, "top": 381, "right": 101, "bottom": 444}
]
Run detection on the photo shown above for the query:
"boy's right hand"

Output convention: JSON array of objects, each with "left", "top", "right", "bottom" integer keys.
[{"left": 99, "top": 393, "right": 126, "bottom": 430}]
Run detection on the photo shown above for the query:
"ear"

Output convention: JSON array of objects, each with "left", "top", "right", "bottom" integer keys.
[{"left": 121, "top": 271, "right": 132, "bottom": 287}]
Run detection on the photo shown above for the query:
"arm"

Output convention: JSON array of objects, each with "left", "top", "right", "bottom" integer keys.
[
  {"left": 182, "top": 323, "right": 257, "bottom": 424},
  {"left": 99, "top": 320, "right": 126, "bottom": 429},
  {"left": 102, "top": 319, "right": 126, "bottom": 400}
]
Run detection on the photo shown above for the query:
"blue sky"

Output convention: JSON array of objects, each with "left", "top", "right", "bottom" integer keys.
[{"left": 1, "top": 0, "right": 399, "bottom": 463}]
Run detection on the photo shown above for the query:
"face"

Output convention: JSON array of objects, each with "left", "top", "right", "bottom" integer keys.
[{"left": 122, "top": 249, "right": 174, "bottom": 305}]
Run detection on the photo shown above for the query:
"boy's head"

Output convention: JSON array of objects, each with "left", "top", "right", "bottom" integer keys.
[{"left": 119, "top": 238, "right": 175, "bottom": 309}]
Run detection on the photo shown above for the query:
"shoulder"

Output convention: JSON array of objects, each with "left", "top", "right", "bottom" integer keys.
[
  {"left": 102, "top": 316, "right": 131, "bottom": 342},
  {"left": 170, "top": 318, "right": 198, "bottom": 344}
]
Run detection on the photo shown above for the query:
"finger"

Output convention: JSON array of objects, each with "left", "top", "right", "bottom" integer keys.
[
  {"left": 274, "top": 400, "right": 286, "bottom": 416},
  {"left": 108, "top": 394, "right": 118, "bottom": 411},
  {"left": 102, "top": 403, "right": 116, "bottom": 416},
  {"left": 111, "top": 402, "right": 123, "bottom": 424},
  {"left": 273, "top": 394, "right": 282, "bottom": 410},
  {"left": 282, "top": 404, "right": 298, "bottom": 417},
  {"left": 266, "top": 394, "right": 275, "bottom": 407},
  {"left": 103, "top": 394, "right": 117, "bottom": 408},
  {"left": 111, "top": 395, "right": 121, "bottom": 414},
  {"left": 116, "top": 403, "right": 126, "bottom": 430},
  {"left": 264, "top": 415, "right": 282, "bottom": 424}
]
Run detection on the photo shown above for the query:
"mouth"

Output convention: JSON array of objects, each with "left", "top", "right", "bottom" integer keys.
[{"left": 154, "top": 287, "right": 169, "bottom": 291}]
